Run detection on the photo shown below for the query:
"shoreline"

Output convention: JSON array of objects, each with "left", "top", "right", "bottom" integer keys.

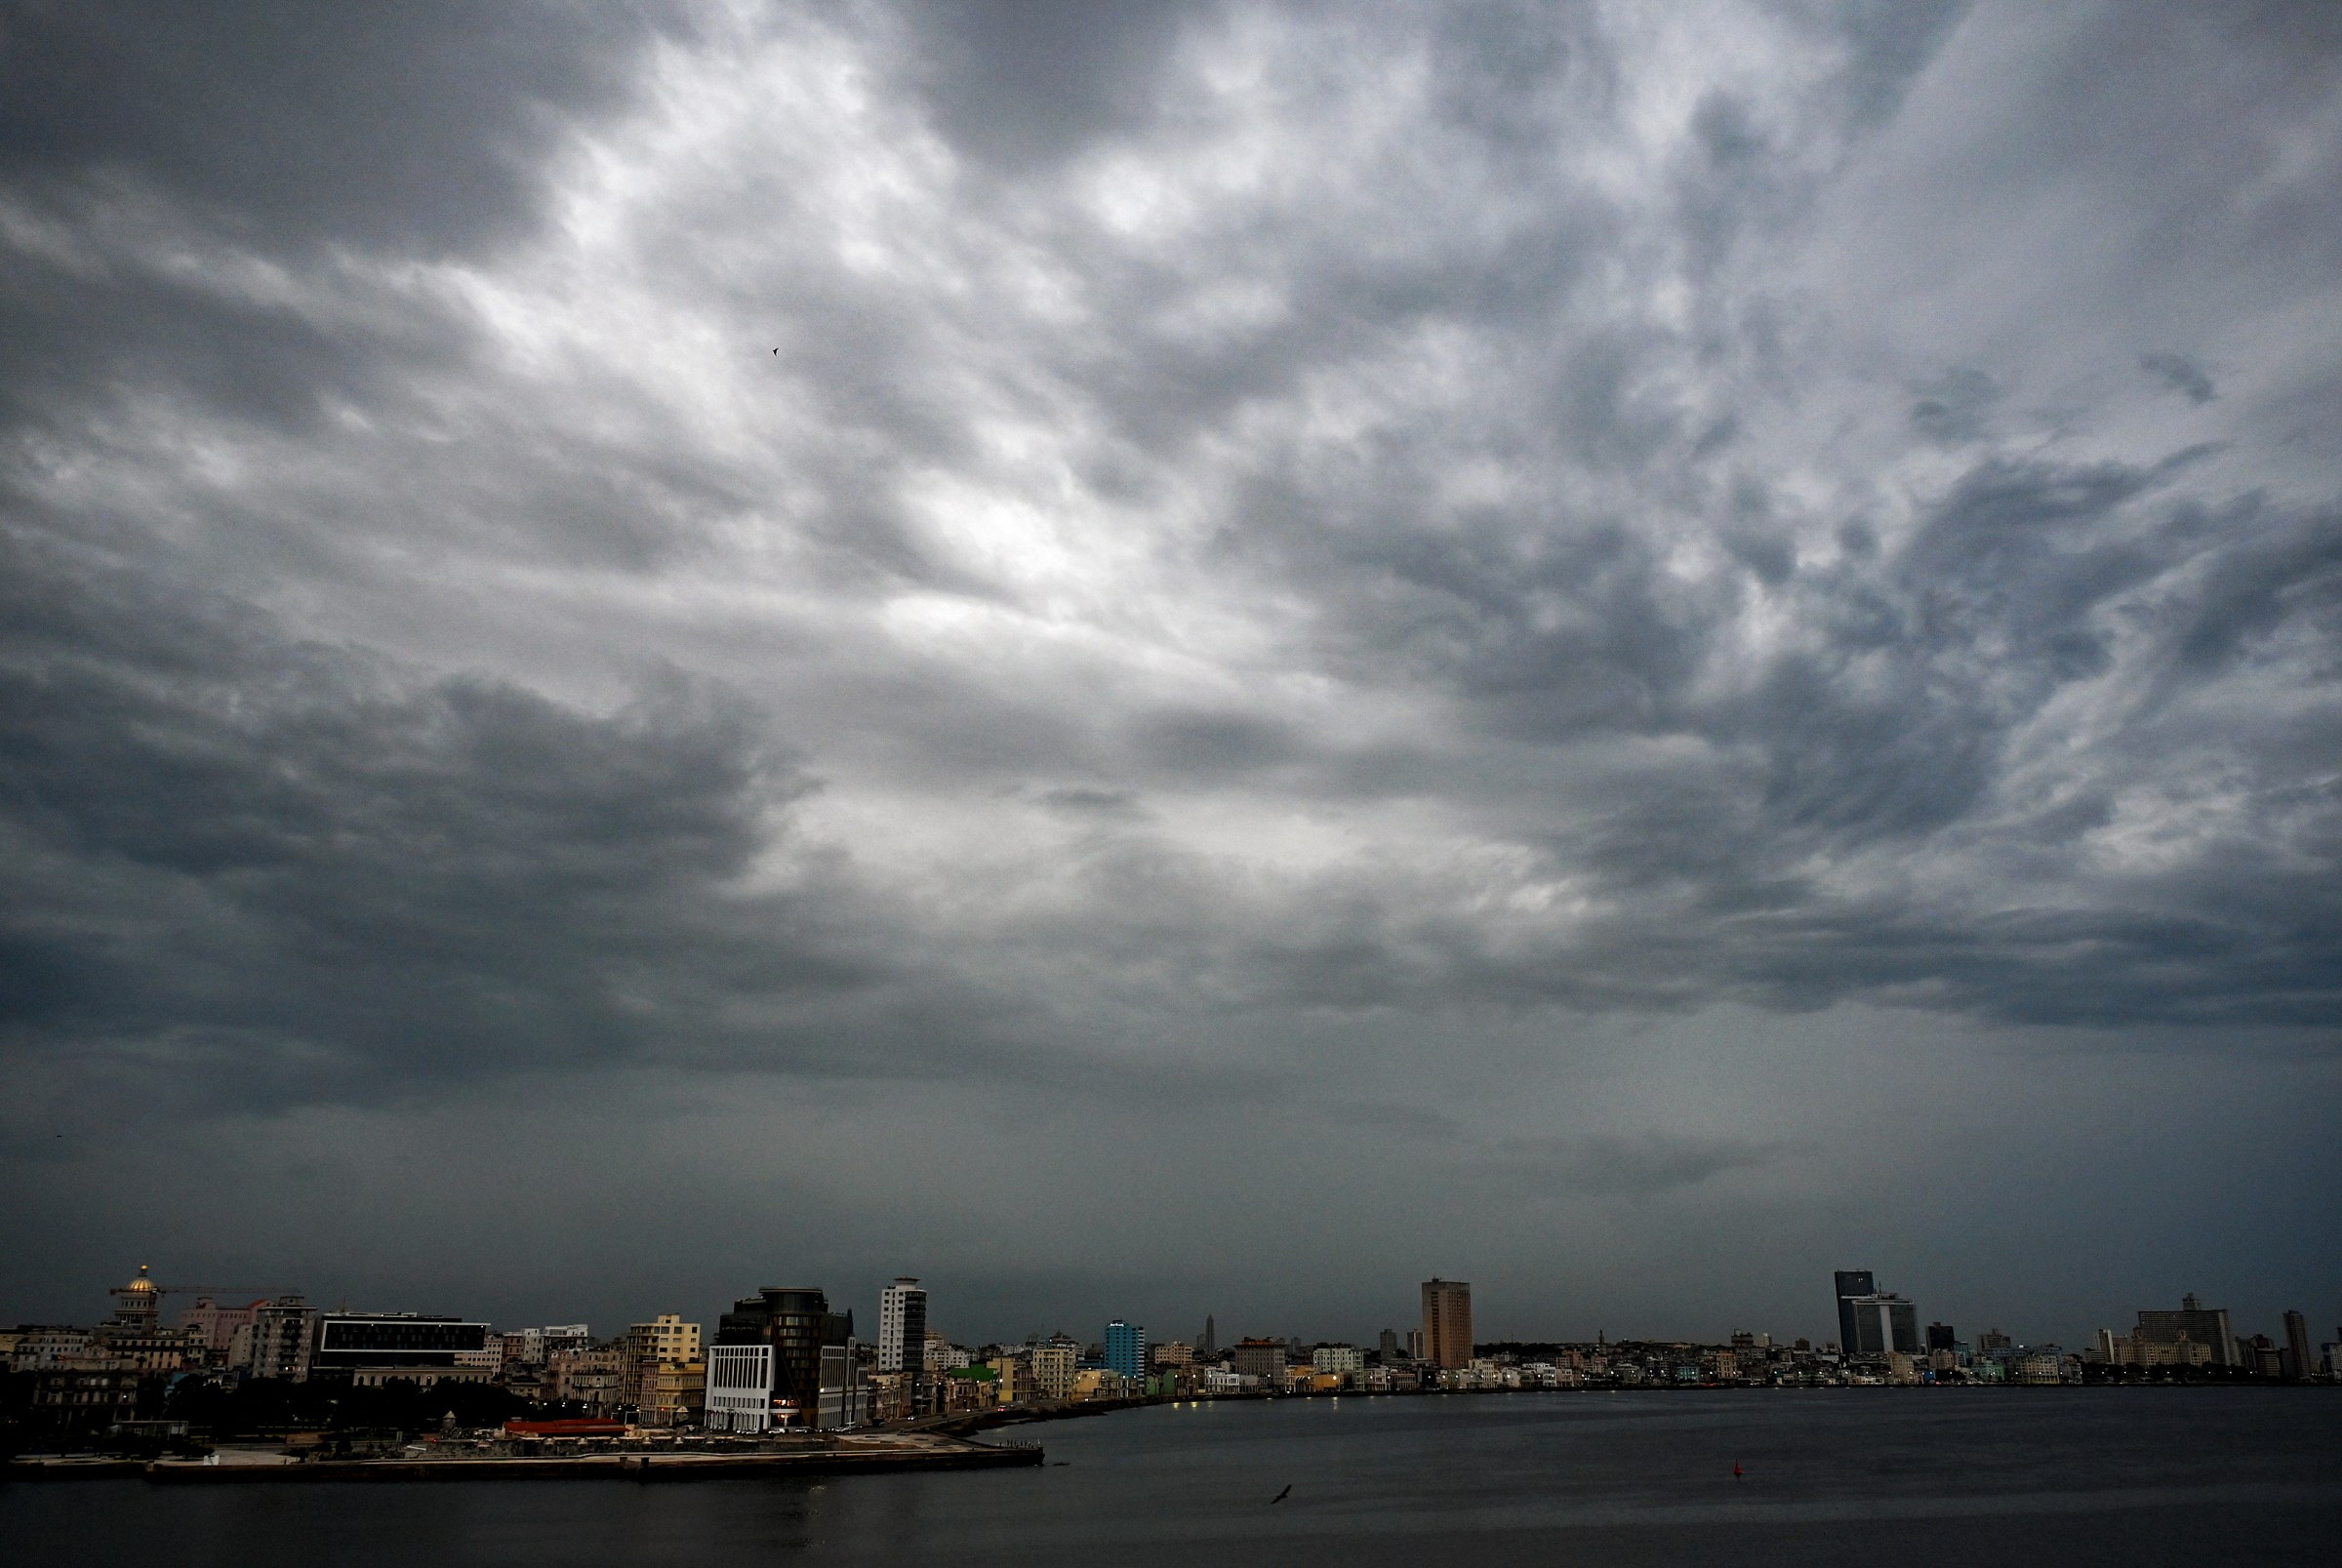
[{"left": 9, "top": 1437, "right": 1041, "bottom": 1485}]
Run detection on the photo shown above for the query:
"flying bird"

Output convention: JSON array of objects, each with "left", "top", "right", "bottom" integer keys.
[{"left": 1270, "top": 1484, "right": 1292, "bottom": 1504}]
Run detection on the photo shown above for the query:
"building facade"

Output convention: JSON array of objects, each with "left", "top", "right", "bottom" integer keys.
[
  {"left": 1105, "top": 1320, "right": 1146, "bottom": 1381},
  {"left": 1422, "top": 1279, "right": 1474, "bottom": 1370},
  {"left": 706, "top": 1286, "right": 861, "bottom": 1432},
  {"left": 878, "top": 1279, "right": 927, "bottom": 1378},
  {"left": 1845, "top": 1294, "right": 1920, "bottom": 1357},
  {"left": 2132, "top": 1295, "right": 2238, "bottom": 1367},
  {"left": 1833, "top": 1270, "right": 1877, "bottom": 1352},
  {"left": 306, "top": 1313, "right": 490, "bottom": 1381}
]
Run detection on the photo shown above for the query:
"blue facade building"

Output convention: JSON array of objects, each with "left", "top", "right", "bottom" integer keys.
[{"left": 1105, "top": 1319, "right": 1146, "bottom": 1380}]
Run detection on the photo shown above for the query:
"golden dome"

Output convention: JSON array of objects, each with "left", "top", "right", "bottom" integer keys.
[{"left": 125, "top": 1265, "right": 155, "bottom": 1292}]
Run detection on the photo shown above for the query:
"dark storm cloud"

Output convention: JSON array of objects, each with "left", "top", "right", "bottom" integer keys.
[
  {"left": 0, "top": 1, "right": 682, "bottom": 253},
  {"left": 0, "top": 532, "right": 898, "bottom": 1112},
  {"left": 905, "top": 0, "right": 1210, "bottom": 170}
]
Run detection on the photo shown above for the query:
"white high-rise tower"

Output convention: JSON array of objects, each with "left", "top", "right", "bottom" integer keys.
[{"left": 878, "top": 1277, "right": 927, "bottom": 1376}]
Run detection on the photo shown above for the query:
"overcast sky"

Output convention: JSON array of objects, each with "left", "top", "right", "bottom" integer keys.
[{"left": 4, "top": 1, "right": 2338, "bottom": 1351}]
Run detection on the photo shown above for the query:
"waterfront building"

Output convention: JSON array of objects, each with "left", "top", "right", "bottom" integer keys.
[
  {"left": 878, "top": 1278, "right": 927, "bottom": 1377},
  {"left": 1232, "top": 1338, "right": 1286, "bottom": 1383},
  {"left": 1105, "top": 1320, "right": 1146, "bottom": 1380},
  {"left": 1422, "top": 1279, "right": 1474, "bottom": 1370},
  {"left": 707, "top": 1287, "right": 862, "bottom": 1432},
  {"left": 1833, "top": 1270, "right": 1877, "bottom": 1353},
  {"left": 1151, "top": 1340, "right": 1194, "bottom": 1370},
  {"left": 2132, "top": 1295, "right": 2238, "bottom": 1367},
  {"left": 306, "top": 1312, "right": 490, "bottom": 1382},
  {"left": 2281, "top": 1310, "right": 2312, "bottom": 1381},
  {"left": 1845, "top": 1294, "right": 1920, "bottom": 1357},
  {"left": 1312, "top": 1344, "right": 1363, "bottom": 1386},
  {"left": 548, "top": 1345, "right": 628, "bottom": 1408},
  {"left": 638, "top": 1357, "right": 707, "bottom": 1427},
  {"left": 229, "top": 1300, "right": 316, "bottom": 1381},
  {"left": 621, "top": 1314, "right": 702, "bottom": 1405},
  {"left": 1926, "top": 1322, "right": 1957, "bottom": 1351},
  {"left": 988, "top": 1349, "right": 1030, "bottom": 1405},
  {"left": 1032, "top": 1340, "right": 1077, "bottom": 1399},
  {"left": 1379, "top": 1328, "right": 1400, "bottom": 1359}
]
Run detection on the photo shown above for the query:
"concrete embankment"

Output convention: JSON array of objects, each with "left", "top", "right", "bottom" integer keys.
[{"left": 15, "top": 1439, "right": 1041, "bottom": 1484}]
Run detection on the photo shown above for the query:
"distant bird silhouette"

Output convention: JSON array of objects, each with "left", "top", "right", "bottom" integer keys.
[
  {"left": 772, "top": 347, "right": 780, "bottom": 354},
  {"left": 1271, "top": 1484, "right": 1292, "bottom": 1504}
]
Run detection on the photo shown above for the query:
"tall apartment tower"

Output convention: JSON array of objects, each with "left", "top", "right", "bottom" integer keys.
[
  {"left": 2282, "top": 1310, "right": 2312, "bottom": 1381},
  {"left": 1421, "top": 1278, "right": 1473, "bottom": 1369},
  {"left": 1199, "top": 1315, "right": 1217, "bottom": 1356},
  {"left": 1833, "top": 1270, "right": 1876, "bottom": 1351},
  {"left": 1105, "top": 1319, "right": 1146, "bottom": 1380},
  {"left": 878, "top": 1278, "right": 927, "bottom": 1377}
]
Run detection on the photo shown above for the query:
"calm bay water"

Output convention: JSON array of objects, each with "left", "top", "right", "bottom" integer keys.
[{"left": 9, "top": 1389, "right": 2341, "bottom": 1566}]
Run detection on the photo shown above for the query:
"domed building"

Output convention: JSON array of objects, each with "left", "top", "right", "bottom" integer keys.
[{"left": 108, "top": 1265, "right": 160, "bottom": 1327}]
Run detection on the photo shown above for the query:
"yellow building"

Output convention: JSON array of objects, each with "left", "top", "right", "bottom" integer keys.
[
  {"left": 622, "top": 1315, "right": 702, "bottom": 1406},
  {"left": 638, "top": 1359, "right": 707, "bottom": 1427}
]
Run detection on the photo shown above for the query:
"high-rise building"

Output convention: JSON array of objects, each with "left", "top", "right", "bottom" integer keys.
[
  {"left": 1379, "top": 1328, "right": 1400, "bottom": 1358},
  {"left": 707, "top": 1287, "right": 860, "bottom": 1432},
  {"left": 1199, "top": 1315, "right": 1217, "bottom": 1357},
  {"left": 2133, "top": 1294, "right": 2238, "bottom": 1367},
  {"left": 1844, "top": 1295, "right": 1919, "bottom": 1356},
  {"left": 230, "top": 1300, "right": 316, "bottom": 1381},
  {"left": 621, "top": 1315, "right": 701, "bottom": 1407},
  {"left": 1031, "top": 1340, "right": 1077, "bottom": 1399},
  {"left": 878, "top": 1279, "right": 927, "bottom": 1378},
  {"left": 1422, "top": 1279, "right": 1473, "bottom": 1370},
  {"left": 1834, "top": 1270, "right": 1877, "bottom": 1351},
  {"left": 1925, "top": 1322, "right": 1957, "bottom": 1351},
  {"left": 2281, "top": 1310, "right": 2312, "bottom": 1382},
  {"left": 1105, "top": 1320, "right": 1146, "bottom": 1380}
]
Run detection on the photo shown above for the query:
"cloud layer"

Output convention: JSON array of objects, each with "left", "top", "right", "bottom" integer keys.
[{"left": 3, "top": 0, "right": 2338, "bottom": 1342}]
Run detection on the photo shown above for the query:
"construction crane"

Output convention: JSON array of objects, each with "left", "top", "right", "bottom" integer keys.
[{"left": 158, "top": 1283, "right": 304, "bottom": 1301}]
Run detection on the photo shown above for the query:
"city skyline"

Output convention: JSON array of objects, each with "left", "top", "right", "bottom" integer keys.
[
  {"left": 6, "top": 1260, "right": 2328, "bottom": 1368},
  {"left": 3, "top": 3, "right": 2338, "bottom": 1341}
]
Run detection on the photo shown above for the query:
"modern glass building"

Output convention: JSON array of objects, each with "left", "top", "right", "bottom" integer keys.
[
  {"left": 707, "top": 1286, "right": 861, "bottom": 1431},
  {"left": 1833, "top": 1270, "right": 1876, "bottom": 1353},
  {"left": 306, "top": 1313, "right": 489, "bottom": 1379}
]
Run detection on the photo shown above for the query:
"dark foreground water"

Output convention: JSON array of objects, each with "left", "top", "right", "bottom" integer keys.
[{"left": 9, "top": 1389, "right": 2342, "bottom": 1567}]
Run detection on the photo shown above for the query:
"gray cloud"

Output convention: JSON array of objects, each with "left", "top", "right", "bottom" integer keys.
[
  {"left": 1480, "top": 1132, "right": 1811, "bottom": 1199},
  {"left": 2, "top": 0, "right": 2338, "bottom": 1343},
  {"left": 2142, "top": 351, "right": 2219, "bottom": 405}
]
